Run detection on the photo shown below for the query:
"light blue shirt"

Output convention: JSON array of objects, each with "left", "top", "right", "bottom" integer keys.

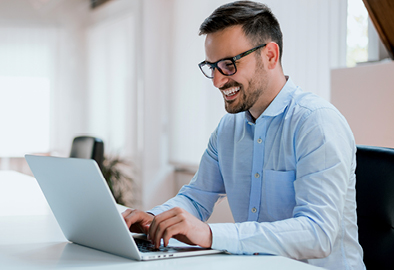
[{"left": 150, "top": 78, "right": 365, "bottom": 269}]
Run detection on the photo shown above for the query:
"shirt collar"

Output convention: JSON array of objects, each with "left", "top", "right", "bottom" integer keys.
[{"left": 245, "top": 76, "right": 297, "bottom": 123}]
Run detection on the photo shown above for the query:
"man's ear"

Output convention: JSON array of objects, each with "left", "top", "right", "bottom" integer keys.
[{"left": 264, "top": 42, "right": 280, "bottom": 70}]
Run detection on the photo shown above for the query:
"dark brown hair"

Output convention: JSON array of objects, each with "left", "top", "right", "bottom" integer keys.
[{"left": 199, "top": 1, "right": 283, "bottom": 63}]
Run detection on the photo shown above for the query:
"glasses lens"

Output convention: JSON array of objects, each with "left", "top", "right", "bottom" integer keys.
[
  {"left": 218, "top": 60, "right": 236, "bottom": 75},
  {"left": 200, "top": 63, "right": 214, "bottom": 78}
]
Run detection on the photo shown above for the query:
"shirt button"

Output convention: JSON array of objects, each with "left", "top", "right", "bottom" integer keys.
[
  {"left": 257, "top": 138, "right": 262, "bottom": 143},
  {"left": 251, "top": 207, "right": 257, "bottom": 213},
  {"left": 255, "top": 173, "right": 260, "bottom": 178}
]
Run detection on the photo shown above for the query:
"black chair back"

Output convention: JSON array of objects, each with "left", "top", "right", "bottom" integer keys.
[
  {"left": 356, "top": 145, "right": 394, "bottom": 269},
  {"left": 70, "top": 136, "right": 104, "bottom": 170}
]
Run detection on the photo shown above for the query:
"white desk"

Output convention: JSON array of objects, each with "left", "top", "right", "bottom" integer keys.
[{"left": 0, "top": 171, "right": 324, "bottom": 270}]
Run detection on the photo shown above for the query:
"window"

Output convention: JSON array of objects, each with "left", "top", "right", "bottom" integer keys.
[
  {"left": 347, "top": 0, "right": 369, "bottom": 67},
  {"left": 0, "top": 76, "right": 50, "bottom": 157},
  {"left": 0, "top": 27, "right": 54, "bottom": 158}
]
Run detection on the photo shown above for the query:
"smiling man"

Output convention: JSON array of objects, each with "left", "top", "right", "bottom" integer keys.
[
  {"left": 200, "top": 25, "right": 283, "bottom": 119},
  {"left": 122, "top": 1, "right": 365, "bottom": 269}
]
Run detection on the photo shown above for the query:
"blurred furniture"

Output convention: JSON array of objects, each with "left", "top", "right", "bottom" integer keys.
[
  {"left": 70, "top": 136, "right": 104, "bottom": 170},
  {"left": 355, "top": 145, "right": 394, "bottom": 269}
]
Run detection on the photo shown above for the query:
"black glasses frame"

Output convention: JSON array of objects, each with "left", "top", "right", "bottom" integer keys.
[{"left": 198, "top": 43, "right": 267, "bottom": 79}]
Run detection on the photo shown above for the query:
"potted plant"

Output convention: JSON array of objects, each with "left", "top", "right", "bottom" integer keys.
[{"left": 100, "top": 155, "right": 137, "bottom": 207}]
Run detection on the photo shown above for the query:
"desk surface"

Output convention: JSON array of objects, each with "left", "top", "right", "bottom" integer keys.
[{"left": 0, "top": 170, "right": 324, "bottom": 270}]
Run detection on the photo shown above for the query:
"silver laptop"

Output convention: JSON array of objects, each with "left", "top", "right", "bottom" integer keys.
[{"left": 25, "top": 155, "right": 222, "bottom": 261}]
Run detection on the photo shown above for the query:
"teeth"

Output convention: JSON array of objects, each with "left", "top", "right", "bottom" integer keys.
[{"left": 223, "top": 86, "right": 240, "bottom": 96}]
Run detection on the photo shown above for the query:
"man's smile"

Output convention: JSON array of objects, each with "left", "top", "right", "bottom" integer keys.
[{"left": 221, "top": 86, "right": 240, "bottom": 100}]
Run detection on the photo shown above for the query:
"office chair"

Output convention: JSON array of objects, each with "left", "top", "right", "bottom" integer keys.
[
  {"left": 355, "top": 145, "right": 394, "bottom": 269},
  {"left": 70, "top": 136, "right": 104, "bottom": 170}
]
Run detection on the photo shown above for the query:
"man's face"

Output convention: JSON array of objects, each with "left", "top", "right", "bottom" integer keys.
[{"left": 204, "top": 25, "right": 268, "bottom": 115}]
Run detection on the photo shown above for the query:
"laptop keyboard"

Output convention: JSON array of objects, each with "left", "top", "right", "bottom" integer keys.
[
  {"left": 134, "top": 237, "right": 166, "bottom": 252},
  {"left": 134, "top": 237, "right": 196, "bottom": 253}
]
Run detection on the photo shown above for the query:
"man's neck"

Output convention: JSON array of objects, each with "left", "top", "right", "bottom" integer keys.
[{"left": 249, "top": 74, "right": 287, "bottom": 120}]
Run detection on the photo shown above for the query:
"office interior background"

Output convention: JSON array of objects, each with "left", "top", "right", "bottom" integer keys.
[{"left": 0, "top": 0, "right": 391, "bottom": 220}]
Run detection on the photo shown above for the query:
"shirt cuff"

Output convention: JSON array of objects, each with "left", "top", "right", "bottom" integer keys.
[
  {"left": 208, "top": 223, "right": 239, "bottom": 253},
  {"left": 146, "top": 205, "right": 167, "bottom": 216}
]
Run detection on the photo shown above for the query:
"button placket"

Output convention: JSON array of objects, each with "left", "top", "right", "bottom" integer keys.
[{"left": 247, "top": 119, "right": 266, "bottom": 221}]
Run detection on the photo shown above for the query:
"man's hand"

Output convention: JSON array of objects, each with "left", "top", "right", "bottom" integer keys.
[
  {"left": 148, "top": 207, "right": 212, "bottom": 249},
  {"left": 122, "top": 209, "right": 154, "bottom": 235}
]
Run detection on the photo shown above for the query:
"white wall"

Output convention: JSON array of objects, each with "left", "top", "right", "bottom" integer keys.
[
  {"left": 51, "top": 3, "right": 90, "bottom": 156},
  {"left": 271, "top": 0, "right": 348, "bottom": 100},
  {"left": 139, "top": 0, "right": 175, "bottom": 209},
  {"left": 331, "top": 61, "right": 394, "bottom": 148}
]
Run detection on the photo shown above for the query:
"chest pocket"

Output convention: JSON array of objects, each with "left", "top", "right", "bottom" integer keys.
[{"left": 263, "top": 170, "right": 296, "bottom": 220}]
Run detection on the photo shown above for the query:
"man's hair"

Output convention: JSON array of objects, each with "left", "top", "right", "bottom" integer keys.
[{"left": 199, "top": 1, "right": 283, "bottom": 63}]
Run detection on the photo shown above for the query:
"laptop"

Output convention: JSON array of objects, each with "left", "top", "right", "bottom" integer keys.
[{"left": 25, "top": 155, "right": 223, "bottom": 261}]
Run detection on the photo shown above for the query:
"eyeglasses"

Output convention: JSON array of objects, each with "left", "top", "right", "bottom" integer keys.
[{"left": 198, "top": 43, "right": 266, "bottom": 79}]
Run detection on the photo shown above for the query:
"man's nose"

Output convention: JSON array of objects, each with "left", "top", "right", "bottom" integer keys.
[{"left": 212, "top": 69, "right": 229, "bottom": 89}]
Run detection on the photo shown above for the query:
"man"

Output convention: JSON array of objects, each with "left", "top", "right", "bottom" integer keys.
[{"left": 122, "top": 1, "right": 365, "bottom": 269}]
